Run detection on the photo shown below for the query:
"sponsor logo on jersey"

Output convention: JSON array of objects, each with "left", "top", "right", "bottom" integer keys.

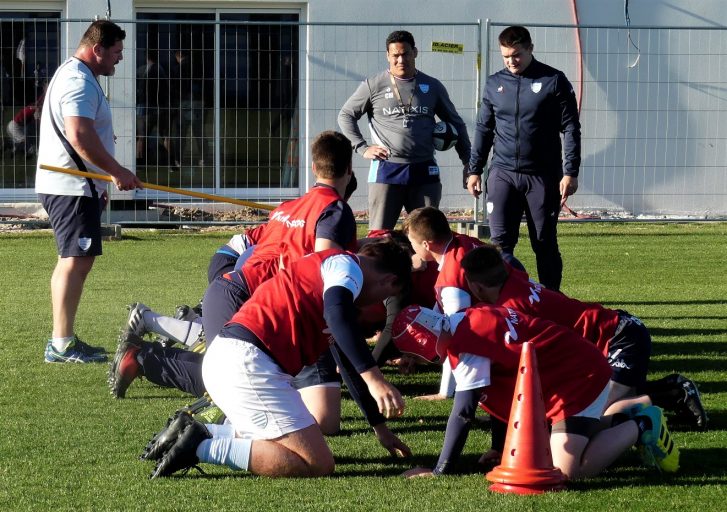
[
  {"left": 504, "top": 307, "right": 520, "bottom": 344},
  {"left": 418, "top": 84, "right": 429, "bottom": 93},
  {"left": 382, "top": 105, "right": 430, "bottom": 116},
  {"left": 527, "top": 278, "right": 543, "bottom": 305},
  {"left": 270, "top": 210, "right": 306, "bottom": 228},
  {"left": 531, "top": 82, "right": 542, "bottom": 93},
  {"left": 78, "top": 237, "right": 92, "bottom": 252},
  {"left": 428, "top": 166, "right": 439, "bottom": 176}
]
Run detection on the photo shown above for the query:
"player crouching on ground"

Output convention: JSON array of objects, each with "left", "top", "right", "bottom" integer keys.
[
  {"left": 146, "top": 239, "right": 412, "bottom": 478},
  {"left": 393, "top": 304, "right": 680, "bottom": 480},
  {"left": 460, "top": 244, "right": 708, "bottom": 431}
]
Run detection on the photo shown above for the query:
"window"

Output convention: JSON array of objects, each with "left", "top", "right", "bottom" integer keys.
[
  {"left": 135, "top": 12, "right": 299, "bottom": 193},
  {"left": 0, "top": 12, "right": 60, "bottom": 189}
]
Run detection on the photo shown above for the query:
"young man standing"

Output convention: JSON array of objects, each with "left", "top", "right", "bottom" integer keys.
[
  {"left": 36, "top": 20, "right": 143, "bottom": 363},
  {"left": 466, "top": 26, "right": 580, "bottom": 291}
]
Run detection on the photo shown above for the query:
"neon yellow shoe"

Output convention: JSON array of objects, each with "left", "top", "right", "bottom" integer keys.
[{"left": 635, "top": 405, "right": 680, "bottom": 473}]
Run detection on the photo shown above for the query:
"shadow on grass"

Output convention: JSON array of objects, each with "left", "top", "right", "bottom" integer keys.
[
  {"left": 649, "top": 327, "right": 727, "bottom": 338},
  {"left": 604, "top": 299, "right": 726, "bottom": 307},
  {"left": 648, "top": 358, "right": 727, "bottom": 374},
  {"left": 650, "top": 341, "right": 727, "bottom": 355}
]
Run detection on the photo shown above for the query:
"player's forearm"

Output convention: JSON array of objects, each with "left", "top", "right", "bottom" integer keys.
[{"left": 330, "top": 345, "right": 386, "bottom": 427}]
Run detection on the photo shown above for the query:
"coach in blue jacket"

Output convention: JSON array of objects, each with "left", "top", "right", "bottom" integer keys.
[{"left": 466, "top": 25, "right": 580, "bottom": 291}]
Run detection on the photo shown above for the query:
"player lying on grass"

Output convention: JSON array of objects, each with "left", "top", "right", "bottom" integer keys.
[
  {"left": 144, "top": 239, "right": 413, "bottom": 478},
  {"left": 460, "top": 244, "right": 708, "bottom": 431},
  {"left": 392, "top": 303, "right": 680, "bottom": 480},
  {"left": 109, "top": 129, "right": 358, "bottom": 396}
]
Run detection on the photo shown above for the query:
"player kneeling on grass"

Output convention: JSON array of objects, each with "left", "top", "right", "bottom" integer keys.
[
  {"left": 145, "top": 239, "right": 412, "bottom": 478},
  {"left": 460, "top": 244, "right": 708, "bottom": 431},
  {"left": 393, "top": 304, "right": 680, "bottom": 480}
]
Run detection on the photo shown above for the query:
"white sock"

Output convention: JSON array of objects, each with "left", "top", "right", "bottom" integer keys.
[
  {"left": 144, "top": 312, "right": 202, "bottom": 346},
  {"left": 438, "top": 358, "right": 456, "bottom": 398},
  {"left": 206, "top": 423, "right": 235, "bottom": 438},
  {"left": 196, "top": 437, "right": 252, "bottom": 471},
  {"left": 51, "top": 335, "right": 74, "bottom": 352}
]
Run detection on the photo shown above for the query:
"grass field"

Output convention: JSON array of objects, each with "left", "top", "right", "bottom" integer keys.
[{"left": 0, "top": 222, "right": 725, "bottom": 511}]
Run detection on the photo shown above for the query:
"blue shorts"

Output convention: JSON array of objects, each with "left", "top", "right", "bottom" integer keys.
[
  {"left": 607, "top": 311, "right": 652, "bottom": 387},
  {"left": 291, "top": 349, "right": 341, "bottom": 390},
  {"left": 39, "top": 193, "right": 105, "bottom": 257}
]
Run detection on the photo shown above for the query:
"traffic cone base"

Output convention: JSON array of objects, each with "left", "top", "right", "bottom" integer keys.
[
  {"left": 485, "top": 342, "right": 566, "bottom": 494},
  {"left": 487, "top": 466, "right": 566, "bottom": 495}
]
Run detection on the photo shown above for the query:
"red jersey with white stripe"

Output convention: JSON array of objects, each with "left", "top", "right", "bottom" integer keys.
[
  {"left": 445, "top": 305, "right": 612, "bottom": 424},
  {"left": 228, "top": 249, "right": 358, "bottom": 376},
  {"left": 241, "top": 185, "right": 356, "bottom": 291},
  {"left": 497, "top": 273, "right": 620, "bottom": 355},
  {"left": 434, "top": 234, "right": 483, "bottom": 313}
]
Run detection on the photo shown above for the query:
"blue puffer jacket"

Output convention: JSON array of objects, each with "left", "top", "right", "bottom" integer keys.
[{"left": 468, "top": 58, "right": 581, "bottom": 177}]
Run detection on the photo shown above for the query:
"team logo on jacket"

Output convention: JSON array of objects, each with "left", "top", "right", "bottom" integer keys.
[
  {"left": 497, "top": 85, "right": 503, "bottom": 93},
  {"left": 77, "top": 237, "right": 92, "bottom": 252},
  {"left": 419, "top": 84, "right": 429, "bottom": 93},
  {"left": 531, "top": 82, "right": 542, "bottom": 93}
]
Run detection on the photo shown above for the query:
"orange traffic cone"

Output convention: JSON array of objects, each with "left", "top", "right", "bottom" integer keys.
[{"left": 486, "top": 342, "right": 566, "bottom": 494}]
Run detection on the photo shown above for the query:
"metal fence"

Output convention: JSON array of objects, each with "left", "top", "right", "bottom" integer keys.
[
  {"left": 487, "top": 21, "right": 727, "bottom": 218},
  {"left": 1, "top": 15, "right": 726, "bottom": 224}
]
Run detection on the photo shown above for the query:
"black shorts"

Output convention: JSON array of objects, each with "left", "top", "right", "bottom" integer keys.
[
  {"left": 39, "top": 193, "right": 105, "bottom": 257},
  {"left": 292, "top": 349, "right": 341, "bottom": 390},
  {"left": 607, "top": 311, "right": 652, "bottom": 388}
]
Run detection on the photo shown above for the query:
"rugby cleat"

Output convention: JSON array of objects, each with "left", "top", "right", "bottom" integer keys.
[
  {"left": 150, "top": 419, "right": 211, "bottom": 479},
  {"left": 107, "top": 330, "right": 144, "bottom": 398},
  {"left": 140, "top": 411, "right": 195, "bottom": 461},
  {"left": 44, "top": 337, "right": 108, "bottom": 363},
  {"left": 188, "top": 333, "right": 207, "bottom": 354},
  {"left": 171, "top": 394, "right": 227, "bottom": 426},
  {"left": 175, "top": 304, "right": 200, "bottom": 322},
  {"left": 665, "top": 374, "right": 708, "bottom": 431},
  {"left": 634, "top": 405, "right": 680, "bottom": 473},
  {"left": 126, "top": 302, "right": 151, "bottom": 338}
]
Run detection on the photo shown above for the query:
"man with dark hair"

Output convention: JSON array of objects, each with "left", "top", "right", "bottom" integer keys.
[
  {"left": 466, "top": 25, "right": 581, "bottom": 292},
  {"left": 148, "top": 240, "right": 412, "bottom": 478},
  {"left": 338, "top": 30, "right": 471, "bottom": 230},
  {"left": 110, "top": 130, "right": 358, "bottom": 399},
  {"left": 36, "top": 19, "right": 143, "bottom": 363}
]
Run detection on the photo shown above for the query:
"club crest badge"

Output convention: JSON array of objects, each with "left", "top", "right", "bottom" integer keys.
[
  {"left": 531, "top": 82, "right": 542, "bottom": 93},
  {"left": 497, "top": 85, "right": 504, "bottom": 93},
  {"left": 418, "top": 84, "right": 429, "bottom": 93},
  {"left": 77, "top": 237, "right": 92, "bottom": 252}
]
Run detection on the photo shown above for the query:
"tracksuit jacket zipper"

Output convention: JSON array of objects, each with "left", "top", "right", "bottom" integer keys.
[{"left": 515, "top": 75, "right": 521, "bottom": 172}]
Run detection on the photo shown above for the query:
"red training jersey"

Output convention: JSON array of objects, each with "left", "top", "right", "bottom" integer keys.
[
  {"left": 240, "top": 185, "right": 356, "bottom": 291},
  {"left": 497, "top": 273, "right": 620, "bottom": 355},
  {"left": 445, "top": 305, "right": 612, "bottom": 424},
  {"left": 228, "top": 249, "right": 357, "bottom": 376},
  {"left": 434, "top": 233, "right": 483, "bottom": 311}
]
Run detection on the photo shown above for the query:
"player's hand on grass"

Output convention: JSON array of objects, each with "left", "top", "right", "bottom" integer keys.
[
  {"left": 402, "top": 467, "right": 435, "bottom": 478},
  {"left": 373, "top": 423, "right": 412, "bottom": 458}
]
